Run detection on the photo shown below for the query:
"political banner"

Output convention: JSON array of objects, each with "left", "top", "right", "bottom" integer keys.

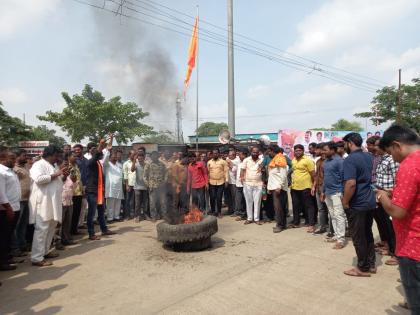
[{"left": 278, "top": 129, "right": 382, "bottom": 158}]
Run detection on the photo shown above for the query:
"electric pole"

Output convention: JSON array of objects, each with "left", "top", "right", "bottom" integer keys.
[
  {"left": 175, "top": 93, "right": 183, "bottom": 143},
  {"left": 397, "top": 69, "right": 402, "bottom": 124},
  {"left": 227, "top": 0, "right": 235, "bottom": 137}
]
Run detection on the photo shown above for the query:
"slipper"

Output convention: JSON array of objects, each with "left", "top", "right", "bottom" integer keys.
[
  {"left": 244, "top": 220, "right": 253, "bottom": 225},
  {"left": 333, "top": 243, "right": 344, "bottom": 250},
  {"left": 256, "top": 221, "right": 263, "bottom": 225},
  {"left": 385, "top": 257, "right": 399, "bottom": 266},
  {"left": 235, "top": 217, "right": 242, "bottom": 221},
  {"left": 343, "top": 268, "right": 371, "bottom": 277}
]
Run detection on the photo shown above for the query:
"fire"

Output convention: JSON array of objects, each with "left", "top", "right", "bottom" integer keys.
[{"left": 183, "top": 207, "right": 203, "bottom": 224}]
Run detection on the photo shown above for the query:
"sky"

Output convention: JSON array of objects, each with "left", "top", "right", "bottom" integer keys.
[{"left": 0, "top": 0, "right": 419, "bottom": 143}]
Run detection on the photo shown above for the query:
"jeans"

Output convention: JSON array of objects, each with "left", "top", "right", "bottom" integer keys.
[
  {"left": 173, "top": 186, "right": 189, "bottom": 213},
  {"left": 209, "top": 184, "right": 224, "bottom": 215},
  {"left": 87, "top": 193, "right": 108, "bottom": 237},
  {"left": 273, "top": 189, "right": 288, "bottom": 228},
  {"left": 291, "top": 188, "right": 316, "bottom": 226},
  {"left": 347, "top": 208, "right": 375, "bottom": 272},
  {"left": 316, "top": 191, "right": 328, "bottom": 228},
  {"left": 134, "top": 189, "right": 148, "bottom": 218},
  {"left": 398, "top": 256, "right": 420, "bottom": 314},
  {"left": 12, "top": 201, "right": 29, "bottom": 250},
  {"left": 234, "top": 186, "right": 246, "bottom": 218},
  {"left": 191, "top": 187, "right": 206, "bottom": 211},
  {"left": 243, "top": 184, "right": 263, "bottom": 222},
  {"left": 325, "top": 193, "right": 346, "bottom": 243},
  {"left": 124, "top": 188, "right": 135, "bottom": 219}
]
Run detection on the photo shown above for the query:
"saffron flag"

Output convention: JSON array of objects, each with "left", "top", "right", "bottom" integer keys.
[{"left": 184, "top": 16, "right": 198, "bottom": 88}]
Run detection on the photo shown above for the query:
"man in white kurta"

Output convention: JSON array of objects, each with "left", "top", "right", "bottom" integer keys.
[
  {"left": 29, "top": 146, "right": 64, "bottom": 266},
  {"left": 103, "top": 149, "right": 124, "bottom": 222}
]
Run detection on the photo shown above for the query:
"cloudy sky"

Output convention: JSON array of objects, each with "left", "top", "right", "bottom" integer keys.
[{"left": 0, "top": 0, "right": 419, "bottom": 142}]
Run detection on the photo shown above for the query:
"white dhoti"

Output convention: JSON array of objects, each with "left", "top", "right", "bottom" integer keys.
[
  {"left": 31, "top": 214, "right": 57, "bottom": 263},
  {"left": 106, "top": 197, "right": 121, "bottom": 221}
]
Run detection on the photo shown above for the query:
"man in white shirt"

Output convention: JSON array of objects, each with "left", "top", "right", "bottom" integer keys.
[
  {"left": 234, "top": 149, "right": 247, "bottom": 220},
  {"left": 103, "top": 146, "right": 124, "bottom": 223},
  {"left": 226, "top": 149, "right": 239, "bottom": 215},
  {"left": 0, "top": 147, "right": 21, "bottom": 271},
  {"left": 29, "top": 145, "right": 66, "bottom": 267},
  {"left": 241, "top": 147, "right": 264, "bottom": 225},
  {"left": 131, "top": 152, "right": 148, "bottom": 222},
  {"left": 123, "top": 150, "right": 136, "bottom": 220}
]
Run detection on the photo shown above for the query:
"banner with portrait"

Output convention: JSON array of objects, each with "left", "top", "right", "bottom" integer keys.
[{"left": 277, "top": 129, "right": 382, "bottom": 159}]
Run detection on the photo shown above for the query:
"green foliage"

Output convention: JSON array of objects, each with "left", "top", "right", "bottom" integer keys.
[
  {"left": 196, "top": 121, "right": 228, "bottom": 136},
  {"left": 0, "top": 102, "right": 32, "bottom": 146},
  {"left": 142, "top": 130, "right": 175, "bottom": 144},
  {"left": 38, "top": 84, "right": 154, "bottom": 143},
  {"left": 330, "top": 119, "right": 363, "bottom": 132},
  {"left": 355, "top": 77, "right": 420, "bottom": 131},
  {"left": 31, "top": 125, "right": 66, "bottom": 147},
  {"left": 312, "top": 119, "right": 363, "bottom": 132},
  {"left": 0, "top": 102, "right": 66, "bottom": 147}
]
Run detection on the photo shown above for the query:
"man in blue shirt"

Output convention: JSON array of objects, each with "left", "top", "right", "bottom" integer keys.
[
  {"left": 321, "top": 142, "right": 346, "bottom": 249},
  {"left": 342, "top": 133, "right": 376, "bottom": 277}
]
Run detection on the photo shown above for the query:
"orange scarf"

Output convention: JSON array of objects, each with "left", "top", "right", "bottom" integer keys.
[
  {"left": 97, "top": 161, "right": 104, "bottom": 205},
  {"left": 268, "top": 153, "right": 287, "bottom": 170}
]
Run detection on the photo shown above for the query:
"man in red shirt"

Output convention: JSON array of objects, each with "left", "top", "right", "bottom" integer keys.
[
  {"left": 187, "top": 152, "right": 208, "bottom": 211},
  {"left": 376, "top": 125, "right": 420, "bottom": 314}
]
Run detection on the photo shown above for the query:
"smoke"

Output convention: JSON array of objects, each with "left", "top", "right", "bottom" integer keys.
[{"left": 91, "top": 2, "right": 178, "bottom": 122}]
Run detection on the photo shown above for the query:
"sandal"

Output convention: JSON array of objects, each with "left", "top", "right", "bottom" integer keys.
[
  {"left": 256, "top": 221, "right": 263, "bottom": 225},
  {"left": 32, "top": 260, "right": 53, "bottom": 267},
  {"left": 385, "top": 257, "right": 399, "bottom": 266},
  {"left": 244, "top": 220, "right": 253, "bottom": 225},
  {"left": 307, "top": 226, "right": 316, "bottom": 233},
  {"left": 333, "top": 242, "right": 344, "bottom": 250},
  {"left": 343, "top": 268, "right": 371, "bottom": 277},
  {"left": 89, "top": 235, "right": 101, "bottom": 240}
]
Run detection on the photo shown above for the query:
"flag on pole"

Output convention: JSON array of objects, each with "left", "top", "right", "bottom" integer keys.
[{"left": 184, "top": 16, "right": 198, "bottom": 89}]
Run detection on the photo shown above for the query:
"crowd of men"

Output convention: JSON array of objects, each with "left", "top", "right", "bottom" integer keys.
[{"left": 0, "top": 125, "right": 419, "bottom": 313}]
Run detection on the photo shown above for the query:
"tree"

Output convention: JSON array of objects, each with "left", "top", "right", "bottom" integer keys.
[
  {"left": 312, "top": 118, "right": 363, "bottom": 132},
  {"left": 31, "top": 125, "right": 66, "bottom": 147},
  {"left": 355, "top": 77, "right": 420, "bottom": 131},
  {"left": 142, "top": 130, "right": 176, "bottom": 144},
  {"left": 196, "top": 121, "right": 228, "bottom": 136},
  {"left": 38, "top": 84, "right": 154, "bottom": 143},
  {"left": 0, "top": 102, "right": 32, "bottom": 146}
]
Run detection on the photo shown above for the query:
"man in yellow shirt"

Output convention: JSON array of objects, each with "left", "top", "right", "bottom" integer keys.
[
  {"left": 207, "top": 149, "right": 229, "bottom": 218},
  {"left": 290, "top": 144, "right": 316, "bottom": 233}
]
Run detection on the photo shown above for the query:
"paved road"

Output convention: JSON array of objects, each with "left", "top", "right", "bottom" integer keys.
[{"left": 0, "top": 217, "right": 408, "bottom": 315}]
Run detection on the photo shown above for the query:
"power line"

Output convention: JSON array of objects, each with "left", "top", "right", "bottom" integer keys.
[
  {"left": 129, "top": 0, "right": 387, "bottom": 86},
  {"left": 70, "top": 0, "right": 378, "bottom": 92}
]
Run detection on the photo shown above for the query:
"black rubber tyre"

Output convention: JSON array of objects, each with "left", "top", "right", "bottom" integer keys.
[{"left": 157, "top": 215, "right": 218, "bottom": 244}]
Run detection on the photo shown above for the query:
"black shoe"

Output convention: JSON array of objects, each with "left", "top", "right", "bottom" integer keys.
[
  {"left": 0, "top": 264, "right": 17, "bottom": 271},
  {"left": 62, "top": 240, "right": 77, "bottom": 246},
  {"left": 8, "top": 258, "right": 25, "bottom": 264},
  {"left": 314, "top": 228, "right": 327, "bottom": 235}
]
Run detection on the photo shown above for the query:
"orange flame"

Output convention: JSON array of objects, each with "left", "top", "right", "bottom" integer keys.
[{"left": 183, "top": 207, "right": 203, "bottom": 224}]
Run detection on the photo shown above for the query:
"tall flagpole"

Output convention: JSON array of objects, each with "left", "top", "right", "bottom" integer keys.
[
  {"left": 195, "top": 6, "right": 199, "bottom": 153},
  {"left": 227, "top": 0, "right": 235, "bottom": 137}
]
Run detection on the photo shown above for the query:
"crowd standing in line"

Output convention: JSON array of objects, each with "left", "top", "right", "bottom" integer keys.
[{"left": 0, "top": 125, "right": 419, "bottom": 314}]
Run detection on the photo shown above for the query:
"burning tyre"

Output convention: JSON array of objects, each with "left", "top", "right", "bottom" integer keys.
[{"left": 156, "top": 214, "right": 218, "bottom": 251}]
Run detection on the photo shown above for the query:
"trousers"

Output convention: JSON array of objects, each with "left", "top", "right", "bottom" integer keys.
[
  {"left": 11, "top": 201, "right": 29, "bottom": 250},
  {"left": 191, "top": 187, "right": 206, "bottom": 211},
  {"left": 106, "top": 198, "right": 122, "bottom": 221},
  {"left": 325, "top": 193, "right": 346, "bottom": 243},
  {"left": 71, "top": 195, "right": 83, "bottom": 234},
  {"left": 209, "top": 184, "right": 224, "bottom": 215},
  {"left": 134, "top": 189, "right": 148, "bottom": 218},
  {"left": 234, "top": 186, "right": 246, "bottom": 218},
  {"left": 124, "top": 188, "right": 135, "bottom": 219},
  {"left": 291, "top": 188, "right": 316, "bottom": 226},
  {"left": 243, "top": 184, "right": 263, "bottom": 222},
  {"left": 398, "top": 256, "right": 420, "bottom": 314},
  {"left": 149, "top": 186, "right": 166, "bottom": 220},
  {"left": 87, "top": 193, "right": 108, "bottom": 237},
  {"left": 273, "top": 189, "right": 288, "bottom": 228},
  {"left": 61, "top": 205, "right": 73, "bottom": 243},
  {"left": 347, "top": 208, "right": 375, "bottom": 272},
  {"left": 316, "top": 191, "right": 328, "bottom": 228},
  {"left": 31, "top": 215, "right": 57, "bottom": 263}
]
